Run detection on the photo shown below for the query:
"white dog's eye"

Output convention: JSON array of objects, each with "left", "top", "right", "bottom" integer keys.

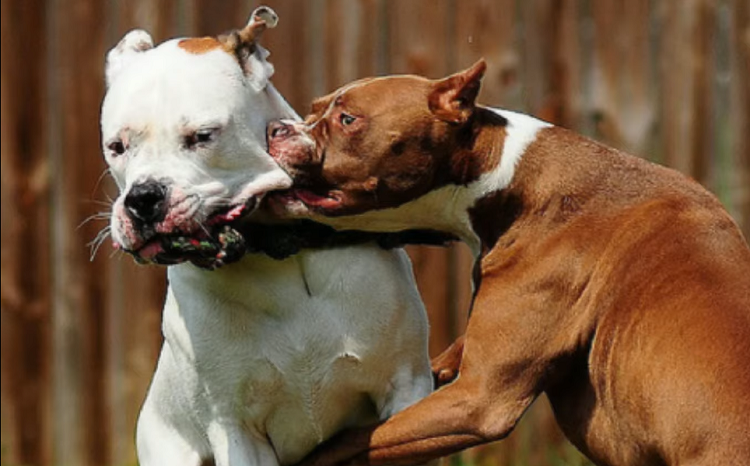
[
  {"left": 107, "top": 140, "right": 127, "bottom": 157},
  {"left": 185, "top": 128, "right": 218, "bottom": 150}
]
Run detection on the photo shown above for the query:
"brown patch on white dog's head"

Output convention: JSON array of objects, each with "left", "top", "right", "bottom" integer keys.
[
  {"left": 178, "top": 36, "right": 223, "bottom": 55},
  {"left": 176, "top": 6, "right": 279, "bottom": 90},
  {"left": 178, "top": 6, "right": 277, "bottom": 58}
]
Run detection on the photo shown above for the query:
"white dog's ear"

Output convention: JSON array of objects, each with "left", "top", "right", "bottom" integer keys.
[
  {"left": 221, "top": 6, "right": 278, "bottom": 91},
  {"left": 106, "top": 29, "right": 154, "bottom": 87}
]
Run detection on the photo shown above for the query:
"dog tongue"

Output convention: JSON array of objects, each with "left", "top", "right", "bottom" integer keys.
[
  {"left": 206, "top": 204, "right": 246, "bottom": 226},
  {"left": 138, "top": 240, "right": 164, "bottom": 260},
  {"left": 294, "top": 189, "right": 341, "bottom": 209}
]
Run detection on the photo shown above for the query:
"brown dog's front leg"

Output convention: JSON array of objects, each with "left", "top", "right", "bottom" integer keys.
[
  {"left": 298, "top": 371, "right": 533, "bottom": 466},
  {"left": 431, "top": 335, "right": 465, "bottom": 388}
]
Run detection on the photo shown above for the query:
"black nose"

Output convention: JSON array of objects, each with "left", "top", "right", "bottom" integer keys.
[
  {"left": 124, "top": 180, "right": 168, "bottom": 224},
  {"left": 267, "top": 120, "right": 294, "bottom": 140}
]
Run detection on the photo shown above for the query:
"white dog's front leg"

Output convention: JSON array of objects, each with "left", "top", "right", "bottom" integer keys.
[
  {"left": 375, "top": 364, "right": 433, "bottom": 420},
  {"left": 372, "top": 366, "right": 437, "bottom": 466},
  {"left": 208, "top": 421, "right": 279, "bottom": 466},
  {"left": 137, "top": 402, "right": 203, "bottom": 466}
]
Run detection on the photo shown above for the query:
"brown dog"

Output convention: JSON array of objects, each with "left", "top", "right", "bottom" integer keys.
[{"left": 266, "top": 60, "right": 750, "bottom": 466}]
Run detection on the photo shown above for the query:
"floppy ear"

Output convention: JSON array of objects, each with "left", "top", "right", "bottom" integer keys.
[
  {"left": 221, "top": 6, "right": 279, "bottom": 91},
  {"left": 428, "top": 59, "right": 487, "bottom": 124},
  {"left": 105, "top": 29, "right": 154, "bottom": 87}
]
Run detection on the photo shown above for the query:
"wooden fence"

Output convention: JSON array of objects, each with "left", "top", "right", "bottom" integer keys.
[{"left": 2, "top": 1, "right": 748, "bottom": 465}]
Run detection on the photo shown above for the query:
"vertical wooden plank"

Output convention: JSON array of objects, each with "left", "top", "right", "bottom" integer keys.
[
  {"left": 518, "top": 0, "right": 585, "bottom": 131},
  {"left": 730, "top": 0, "right": 750, "bottom": 236},
  {"left": 454, "top": 0, "right": 516, "bottom": 107},
  {"left": 551, "top": 0, "right": 583, "bottom": 130},
  {"left": 590, "top": 0, "right": 655, "bottom": 154},
  {"left": 657, "top": 0, "right": 717, "bottom": 184},
  {"left": 48, "top": 0, "right": 109, "bottom": 464},
  {"left": 191, "top": 0, "right": 245, "bottom": 36},
  {"left": 387, "top": 0, "right": 451, "bottom": 77},
  {"left": 518, "top": 0, "right": 556, "bottom": 118},
  {"left": 0, "top": 1, "right": 52, "bottom": 464},
  {"left": 690, "top": 0, "right": 718, "bottom": 188},
  {"left": 658, "top": 0, "right": 714, "bottom": 178},
  {"left": 110, "top": 0, "right": 180, "bottom": 44},
  {"left": 324, "top": 0, "right": 384, "bottom": 90},
  {"left": 1, "top": 1, "right": 19, "bottom": 460},
  {"left": 257, "top": 0, "right": 314, "bottom": 114}
]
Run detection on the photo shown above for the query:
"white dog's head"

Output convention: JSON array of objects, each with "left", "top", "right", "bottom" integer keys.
[{"left": 101, "top": 7, "right": 295, "bottom": 268}]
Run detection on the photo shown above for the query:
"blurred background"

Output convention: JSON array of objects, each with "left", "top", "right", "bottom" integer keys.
[{"left": 2, "top": 0, "right": 748, "bottom": 465}]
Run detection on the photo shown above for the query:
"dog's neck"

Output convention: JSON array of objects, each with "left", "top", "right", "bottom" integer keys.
[{"left": 313, "top": 108, "right": 553, "bottom": 256}]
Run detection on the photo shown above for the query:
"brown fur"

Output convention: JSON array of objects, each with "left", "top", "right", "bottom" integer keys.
[
  {"left": 178, "top": 36, "right": 224, "bottom": 54},
  {"left": 177, "top": 16, "right": 270, "bottom": 73},
  {"left": 274, "top": 62, "right": 750, "bottom": 466}
]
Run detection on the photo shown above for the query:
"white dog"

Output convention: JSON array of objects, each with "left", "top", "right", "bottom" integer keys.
[{"left": 100, "top": 8, "right": 431, "bottom": 466}]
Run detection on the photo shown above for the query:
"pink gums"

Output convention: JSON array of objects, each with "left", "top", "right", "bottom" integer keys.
[
  {"left": 138, "top": 241, "right": 165, "bottom": 260},
  {"left": 294, "top": 189, "right": 342, "bottom": 210},
  {"left": 206, "top": 204, "right": 246, "bottom": 226}
]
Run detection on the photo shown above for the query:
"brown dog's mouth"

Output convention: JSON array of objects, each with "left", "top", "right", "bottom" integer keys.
[
  {"left": 122, "top": 197, "right": 257, "bottom": 269},
  {"left": 270, "top": 188, "right": 343, "bottom": 211}
]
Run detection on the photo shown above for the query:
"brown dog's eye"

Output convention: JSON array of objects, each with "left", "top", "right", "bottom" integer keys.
[{"left": 340, "top": 113, "right": 357, "bottom": 126}]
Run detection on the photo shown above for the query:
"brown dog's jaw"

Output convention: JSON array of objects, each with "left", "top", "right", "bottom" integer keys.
[{"left": 288, "top": 188, "right": 344, "bottom": 211}]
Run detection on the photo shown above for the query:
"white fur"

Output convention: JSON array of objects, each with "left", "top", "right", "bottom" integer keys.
[
  {"left": 295, "top": 108, "right": 551, "bottom": 256},
  {"left": 469, "top": 109, "right": 552, "bottom": 198},
  {"left": 102, "top": 28, "right": 431, "bottom": 466}
]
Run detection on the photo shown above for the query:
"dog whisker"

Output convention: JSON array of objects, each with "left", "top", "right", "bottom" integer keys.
[
  {"left": 91, "top": 168, "right": 114, "bottom": 198},
  {"left": 88, "top": 225, "right": 112, "bottom": 261},
  {"left": 78, "top": 211, "right": 112, "bottom": 230},
  {"left": 86, "top": 198, "right": 115, "bottom": 209}
]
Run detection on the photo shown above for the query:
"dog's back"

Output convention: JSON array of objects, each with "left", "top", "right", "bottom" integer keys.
[{"left": 530, "top": 128, "right": 750, "bottom": 465}]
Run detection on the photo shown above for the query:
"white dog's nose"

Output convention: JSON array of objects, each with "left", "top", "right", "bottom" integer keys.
[{"left": 125, "top": 180, "right": 168, "bottom": 224}]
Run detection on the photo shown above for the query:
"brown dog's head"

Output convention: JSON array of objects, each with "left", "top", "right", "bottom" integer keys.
[{"left": 266, "top": 60, "right": 489, "bottom": 217}]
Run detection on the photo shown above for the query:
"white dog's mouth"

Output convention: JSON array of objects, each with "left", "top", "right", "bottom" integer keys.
[{"left": 120, "top": 197, "right": 257, "bottom": 269}]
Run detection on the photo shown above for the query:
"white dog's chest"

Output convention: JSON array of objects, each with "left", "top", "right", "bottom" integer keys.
[
  {"left": 149, "top": 248, "right": 421, "bottom": 465},
  {"left": 186, "top": 320, "right": 375, "bottom": 463}
]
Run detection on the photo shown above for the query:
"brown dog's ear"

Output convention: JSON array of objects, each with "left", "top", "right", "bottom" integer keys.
[{"left": 428, "top": 59, "right": 487, "bottom": 124}]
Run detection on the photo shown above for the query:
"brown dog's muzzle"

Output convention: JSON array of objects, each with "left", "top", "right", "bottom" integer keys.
[
  {"left": 267, "top": 119, "right": 319, "bottom": 172},
  {"left": 267, "top": 119, "right": 297, "bottom": 141}
]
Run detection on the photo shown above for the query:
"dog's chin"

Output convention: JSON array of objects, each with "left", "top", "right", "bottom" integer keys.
[{"left": 123, "top": 197, "right": 258, "bottom": 270}]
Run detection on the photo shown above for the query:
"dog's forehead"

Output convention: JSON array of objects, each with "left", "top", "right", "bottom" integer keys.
[
  {"left": 101, "top": 39, "right": 245, "bottom": 135},
  {"left": 333, "top": 76, "right": 431, "bottom": 114}
]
